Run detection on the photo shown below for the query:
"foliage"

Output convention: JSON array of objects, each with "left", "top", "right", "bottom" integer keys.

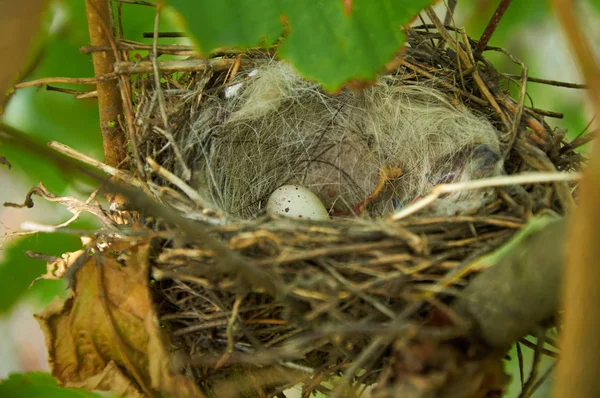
[
  {"left": 164, "top": 0, "right": 434, "bottom": 89},
  {"left": 35, "top": 240, "right": 202, "bottom": 397},
  {"left": 0, "top": 232, "right": 82, "bottom": 314},
  {"left": 0, "top": 372, "right": 100, "bottom": 398}
]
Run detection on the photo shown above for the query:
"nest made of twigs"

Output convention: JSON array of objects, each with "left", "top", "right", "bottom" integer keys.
[{"left": 114, "top": 21, "right": 582, "bottom": 398}]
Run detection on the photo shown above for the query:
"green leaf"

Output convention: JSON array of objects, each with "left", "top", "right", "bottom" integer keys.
[
  {"left": 588, "top": 0, "right": 600, "bottom": 14},
  {"left": 165, "top": 0, "right": 283, "bottom": 50},
  {"left": 473, "top": 213, "right": 561, "bottom": 269},
  {"left": 163, "top": 0, "right": 434, "bottom": 89},
  {"left": 0, "top": 373, "right": 100, "bottom": 398},
  {"left": 0, "top": 233, "right": 82, "bottom": 314}
]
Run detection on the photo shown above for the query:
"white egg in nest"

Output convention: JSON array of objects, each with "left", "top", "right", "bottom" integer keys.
[{"left": 266, "top": 185, "right": 330, "bottom": 221}]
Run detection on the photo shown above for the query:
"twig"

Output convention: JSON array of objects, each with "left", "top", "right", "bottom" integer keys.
[
  {"left": 517, "top": 342, "right": 525, "bottom": 391},
  {"left": 396, "top": 216, "right": 524, "bottom": 229},
  {"left": 519, "top": 337, "right": 559, "bottom": 358},
  {"left": 519, "top": 332, "right": 545, "bottom": 397},
  {"left": 460, "top": 28, "right": 513, "bottom": 132},
  {"left": 116, "top": 0, "right": 156, "bottom": 6},
  {"left": 15, "top": 75, "right": 117, "bottom": 88},
  {"left": 388, "top": 172, "right": 581, "bottom": 221},
  {"left": 45, "top": 85, "right": 98, "bottom": 99},
  {"left": 114, "top": 58, "right": 237, "bottom": 74},
  {"left": 48, "top": 141, "right": 141, "bottom": 187},
  {"left": 425, "top": 8, "right": 513, "bottom": 132},
  {"left": 489, "top": 46, "right": 528, "bottom": 151},
  {"left": 76, "top": 91, "right": 99, "bottom": 99},
  {"left": 529, "top": 362, "right": 557, "bottom": 397},
  {"left": 146, "top": 157, "right": 207, "bottom": 208},
  {"left": 253, "top": 240, "right": 400, "bottom": 266},
  {"left": 476, "top": 0, "right": 512, "bottom": 53},
  {"left": 504, "top": 73, "right": 587, "bottom": 89},
  {"left": 444, "top": 0, "right": 458, "bottom": 26},
  {"left": 322, "top": 263, "right": 397, "bottom": 320},
  {"left": 399, "top": 59, "right": 487, "bottom": 106},
  {"left": 330, "top": 336, "right": 390, "bottom": 398},
  {"left": 80, "top": 41, "right": 195, "bottom": 56},
  {"left": 150, "top": 8, "right": 191, "bottom": 181},
  {"left": 525, "top": 107, "right": 563, "bottom": 119},
  {"left": 142, "top": 31, "right": 185, "bottom": 38},
  {"left": 17, "top": 58, "right": 241, "bottom": 89}
]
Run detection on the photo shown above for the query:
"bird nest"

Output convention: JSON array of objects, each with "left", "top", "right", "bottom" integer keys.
[
  {"left": 124, "top": 25, "right": 580, "bottom": 397},
  {"left": 16, "top": 11, "right": 584, "bottom": 398}
]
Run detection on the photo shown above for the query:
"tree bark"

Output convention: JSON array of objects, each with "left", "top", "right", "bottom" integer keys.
[{"left": 85, "top": 0, "right": 126, "bottom": 168}]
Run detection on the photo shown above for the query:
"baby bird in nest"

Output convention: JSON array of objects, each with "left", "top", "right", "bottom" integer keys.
[{"left": 187, "top": 61, "right": 504, "bottom": 219}]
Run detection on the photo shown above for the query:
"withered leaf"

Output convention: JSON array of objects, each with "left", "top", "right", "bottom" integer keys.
[{"left": 35, "top": 239, "right": 203, "bottom": 398}]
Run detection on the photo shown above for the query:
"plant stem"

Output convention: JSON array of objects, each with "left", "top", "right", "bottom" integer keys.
[{"left": 552, "top": 0, "right": 600, "bottom": 397}]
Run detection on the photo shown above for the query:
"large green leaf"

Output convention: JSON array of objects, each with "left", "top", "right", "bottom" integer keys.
[
  {"left": 0, "top": 373, "right": 100, "bottom": 398},
  {"left": 164, "top": 0, "right": 434, "bottom": 89}
]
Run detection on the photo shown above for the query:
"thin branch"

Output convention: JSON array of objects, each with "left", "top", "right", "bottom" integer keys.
[
  {"left": 85, "top": 0, "right": 127, "bottom": 168},
  {"left": 476, "top": 0, "right": 512, "bottom": 53},
  {"left": 114, "top": 58, "right": 237, "bottom": 75},
  {"left": 80, "top": 41, "right": 195, "bottom": 56},
  {"left": 48, "top": 141, "right": 141, "bottom": 187},
  {"left": 142, "top": 31, "right": 185, "bottom": 38},
  {"left": 503, "top": 73, "right": 587, "bottom": 89},
  {"left": 150, "top": 8, "right": 191, "bottom": 181},
  {"left": 15, "top": 75, "right": 117, "bottom": 88},
  {"left": 388, "top": 172, "right": 581, "bottom": 221},
  {"left": 519, "top": 332, "right": 545, "bottom": 397},
  {"left": 116, "top": 0, "right": 156, "bottom": 6},
  {"left": 444, "top": 0, "right": 458, "bottom": 26},
  {"left": 146, "top": 157, "right": 207, "bottom": 208},
  {"left": 16, "top": 58, "right": 238, "bottom": 90}
]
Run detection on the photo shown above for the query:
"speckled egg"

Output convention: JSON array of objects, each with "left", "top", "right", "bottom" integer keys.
[{"left": 266, "top": 185, "right": 329, "bottom": 221}]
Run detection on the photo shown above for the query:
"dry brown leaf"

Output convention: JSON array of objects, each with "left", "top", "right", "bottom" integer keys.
[
  {"left": 0, "top": 0, "right": 46, "bottom": 111},
  {"left": 67, "top": 361, "right": 144, "bottom": 398},
  {"left": 35, "top": 239, "right": 203, "bottom": 398}
]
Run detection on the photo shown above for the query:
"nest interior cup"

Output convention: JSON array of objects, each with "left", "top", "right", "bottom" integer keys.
[{"left": 165, "top": 61, "right": 505, "bottom": 219}]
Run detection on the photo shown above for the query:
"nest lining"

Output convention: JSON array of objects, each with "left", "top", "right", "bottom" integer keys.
[
  {"left": 126, "top": 25, "right": 582, "bottom": 397},
  {"left": 192, "top": 62, "right": 508, "bottom": 219}
]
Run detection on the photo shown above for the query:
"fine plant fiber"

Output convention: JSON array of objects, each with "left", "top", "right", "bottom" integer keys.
[{"left": 181, "top": 62, "right": 504, "bottom": 219}]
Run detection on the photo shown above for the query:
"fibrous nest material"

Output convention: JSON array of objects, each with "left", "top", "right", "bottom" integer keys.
[
  {"left": 21, "top": 14, "right": 583, "bottom": 398},
  {"left": 183, "top": 62, "right": 503, "bottom": 218},
  {"left": 126, "top": 22, "right": 582, "bottom": 396}
]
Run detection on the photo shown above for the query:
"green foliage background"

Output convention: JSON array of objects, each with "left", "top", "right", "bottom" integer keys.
[{"left": 2, "top": 0, "right": 594, "bottom": 395}]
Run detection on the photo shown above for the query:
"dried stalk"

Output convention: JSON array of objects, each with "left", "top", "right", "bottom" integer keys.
[{"left": 552, "top": 0, "right": 600, "bottom": 396}]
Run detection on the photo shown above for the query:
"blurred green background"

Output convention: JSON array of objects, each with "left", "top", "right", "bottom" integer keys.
[{"left": 0, "top": 0, "right": 594, "bottom": 396}]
